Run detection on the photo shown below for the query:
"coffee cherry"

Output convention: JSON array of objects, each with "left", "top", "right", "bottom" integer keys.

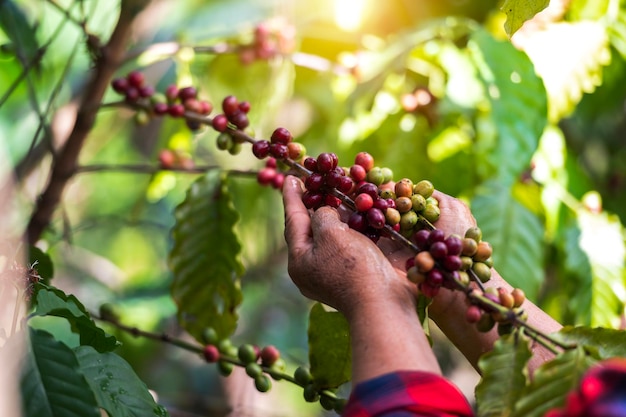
[
  {"left": 354, "top": 152, "right": 374, "bottom": 171},
  {"left": 412, "top": 229, "right": 430, "bottom": 250},
  {"left": 211, "top": 114, "right": 228, "bottom": 132},
  {"left": 139, "top": 85, "right": 155, "bottom": 98},
  {"left": 348, "top": 212, "right": 368, "bottom": 232},
  {"left": 238, "top": 100, "right": 251, "bottom": 113},
  {"left": 294, "top": 366, "right": 313, "bottom": 386},
  {"left": 178, "top": 86, "right": 197, "bottom": 101},
  {"left": 216, "top": 133, "right": 232, "bottom": 151},
  {"left": 257, "top": 167, "right": 277, "bottom": 186},
  {"left": 462, "top": 238, "right": 478, "bottom": 256},
  {"left": 407, "top": 266, "right": 426, "bottom": 284},
  {"left": 202, "top": 327, "right": 219, "bottom": 345},
  {"left": 457, "top": 270, "right": 470, "bottom": 286},
  {"left": 410, "top": 194, "right": 426, "bottom": 212},
  {"left": 287, "top": 142, "right": 306, "bottom": 160},
  {"left": 366, "top": 167, "right": 384, "bottom": 185},
  {"left": 443, "top": 255, "right": 462, "bottom": 271},
  {"left": 320, "top": 394, "right": 337, "bottom": 411},
  {"left": 165, "top": 85, "right": 178, "bottom": 102},
  {"left": 422, "top": 203, "right": 440, "bottom": 223},
  {"left": 317, "top": 153, "right": 337, "bottom": 173},
  {"left": 474, "top": 241, "right": 493, "bottom": 262},
  {"left": 466, "top": 305, "right": 482, "bottom": 323},
  {"left": 125, "top": 87, "right": 140, "bottom": 102},
  {"left": 444, "top": 236, "right": 463, "bottom": 256},
  {"left": 426, "top": 269, "right": 443, "bottom": 287},
  {"left": 429, "top": 241, "right": 448, "bottom": 260},
  {"left": 379, "top": 189, "right": 396, "bottom": 200},
  {"left": 420, "top": 282, "right": 440, "bottom": 298},
  {"left": 222, "top": 95, "right": 239, "bottom": 116},
  {"left": 246, "top": 362, "right": 263, "bottom": 378},
  {"left": 325, "top": 168, "right": 344, "bottom": 188},
  {"left": 427, "top": 229, "right": 446, "bottom": 244},
  {"left": 400, "top": 211, "right": 418, "bottom": 230},
  {"left": 349, "top": 164, "right": 367, "bottom": 182},
  {"left": 238, "top": 344, "right": 258, "bottom": 363},
  {"left": 303, "top": 157, "right": 318, "bottom": 171},
  {"left": 230, "top": 111, "right": 249, "bottom": 129},
  {"left": 199, "top": 100, "right": 213, "bottom": 114},
  {"left": 413, "top": 180, "right": 434, "bottom": 198},
  {"left": 158, "top": 149, "right": 176, "bottom": 169},
  {"left": 304, "top": 172, "right": 324, "bottom": 192},
  {"left": 476, "top": 312, "right": 496, "bottom": 332},
  {"left": 168, "top": 103, "right": 185, "bottom": 118},
  {"left": 415, "top": 251, "right": 435, "bottom": 273},
  {"left": 354, "top": 193, "right": 374, "bottom": 212},
  {"left": 324, "top": 194, "right": 341, "bottom": 208},
  {"left": 385, "top": 208, "right": 401, "bottom": 225},
  {"left": 269, "top": 143, "right": 289, "bottom": 159},
  {"left": 111, "top": 77, "right": 129, "bottom": 93},
  {"left": 252, "top": 140, "right": 271, "bottom": 159},
  {"left": 303, "top": 384, "right": 319, "bottom": 402},
  {"left": 271, "top": 173, "right": 285, "bottom": 190},
  {"left": 472, "top": 262, "right": 492, "bottom": 282},
  {"left": 337, "top": 176, "right": 354, "bottom": 193},
  {"left": 465, "top": 226, "right": 482, "bottom": 243},
  {"left": 218, "top": 360, "right": 234, "bottom": 376},
  {"left": 126, "top": 70, "right": 144, "bottom": 88},
  {"left": 395, "top": 196, "right": 412, "bottom": 213},
  {"left": 395, "top": 178, "right": 414, "bottom": 198},
  {"left": 153, "top": 102, "right": 169, "bottom": 115},
  {"left": 511, "top": 288, "right": 526, "bottom": 308},
  {"left": 271, "top": 127, "right": 292, "bottom": 144},
  {"left": 460, "top": 256, "right": 473, "bottom": 271},
  {"left": 302, "top": 191, "right": 324, "bottom": 209},
  {"left": 498, "top": 287, "right": 515, "bottom": 309},
  {"left": 366, "top": 208, "right": 385, "bottom": 229},
  {"left": 254, "top": 374, "right": 272, "bottom": 392},
  {"left": 260, "top": 345, "right": 280, "bottom": 366},
  {"left": 203, "top": 345, "right": 220, "bottom": 363},
  {"left": 381, "top": 167, "right": 394, "bottom": 183}
]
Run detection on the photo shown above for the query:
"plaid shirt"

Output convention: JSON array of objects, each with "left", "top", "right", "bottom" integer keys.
[{"left": 342, "top": 371, "right": 474, "bottom": 417}]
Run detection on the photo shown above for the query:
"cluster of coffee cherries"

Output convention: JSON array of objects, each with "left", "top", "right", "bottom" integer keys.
[
  {"left": 201, "top": 328, "right": 345, "bottom": 412},
  {"left": 465, "top": 285, "right": 527, "bottom": 335},
  {"left": 110, "top": 71, "right": 213, "bottom": 131},
  {"left": 238, "top": 20, "right": 296, "bottom": 65}
]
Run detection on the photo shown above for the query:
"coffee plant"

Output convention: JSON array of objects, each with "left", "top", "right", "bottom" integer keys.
[{"left": 2, "top": 0, "right": 626, "bottom": 416}]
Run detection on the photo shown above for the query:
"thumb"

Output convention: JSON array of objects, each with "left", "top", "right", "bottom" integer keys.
[{"left": 282, "top": 176, "right": 312, "bottom": 254}]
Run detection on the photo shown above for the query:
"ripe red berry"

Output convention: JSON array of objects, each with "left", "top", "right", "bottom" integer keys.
[
  {"left": 429, "top": 241, "right": 448, "bottom": 259},
  {"left": 212, "top": 114, "right": 229, "bottom": 132},
  {"left": 444, "top": 236, "right": 463, "bottom": 256},
  {"left": 183, "top": 98, "right": 202, "bottom": 113},
  {"left": 229, "top": 111, "right": 249, "bottom": 129},
  {"left": 413, "top": 229, "right": 430, "bottom": 250},
  {"left": 427, "top": 229, "right": 446, "bottom": 245},
  {"left": 466, "top": 305, "right": 482, "bottom": 323},
  {"left": 316, "top": 153, "right": 336, "bottom": 173},
  {"left": 357, "top": 182, "right": 379, "bottom": 200},
  {"left": 354, "top": 152, "right": 374, "bottom": 172},
  {"left": 337, "top": 176, "right": 354, "bottom": 193},
  {"left": 443, "top": 255, "right": 462, "bottom": 271},
  {"left": 126, "top": 71, "right": 144, "bottom": 87},
  {"left": 168, "top": 103, "right": 185, "bottom": 117},
  {"left": 222, "top": 95, "right": 239, "bottom": 116},
  {"left": 303, "top": 157, "right": 318, "bottom": 172},
  {"left": 354, "top": 193, "right": 374, "bottom": 212},
  {"left": 252, "top": 140, "right": 271, "bottom": 159},
  {"left": 420, "top": 282, "right": 439, "bottom": 298},
  {"left": 238, "top": 101, "right": 251, "bottom": 113},
  {"left": 165, "top": 85, "right": 179, "bottom": 102},
  {"left": 139, "top": 85, "right": 155, "bottom": 98},
  {"left": 373, "top": 198, "right": 389, "bottom": 211},
  {"left": 348, "top": 212, "right": 368, "bottom": 232},
  {"left": 265, "top": 157, "right": 277, "bottom": 169},
  {"left": 270, "top": 127, "right": 292, "bottom": 144},
  {"left": 366, "top": 208, "right": 385, "bottom": 229},
  {"left": 111, "top": 78, "right": 129, "bottom": 93},
  {"left": 271, "top": 173, "right": 285, "bottom": 190},
  {"left": 178, "top": 86, "right": 197, "bottom": 101},
  {"left": 426, "top": 268, "right": 444, "bottom": 287},
  {"left": 305, "top": 173, "right": 325, "bottom": 191},
  {"left": 349, "top": 164, "right": 367, "bottom": 182},
  {"left": 325, "top": 168, "right": 344, "bottom": 188},
  {"left": 125, "top": 87, "right": 140, "bottom": 102},
  {"left": 153, "top": 102, "right": 169, "bottom": 115},
  {"left": 269, "top": 143, "right": 289, "bottom": 159},
  {"left": 257, "top": 167, "right": 277, "bottom": 185},
  {"left": 324, "top": 194, "right": 342, "bottom": 208},
  {"left": 302, "top": 191, "right": 323, "bottom": 209},
  {"left": 158, "top": 149, "right": 176, "bottom": 168},
  {"left": 199, "top": 100, "right": 213, "bottom": 115},
  {"left": 203, "top": 345, "right": 220, "bottom": 363}
]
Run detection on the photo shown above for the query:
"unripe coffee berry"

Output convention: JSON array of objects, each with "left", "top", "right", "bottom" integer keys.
[
  {"left": 413, "top": 180, "right": 434, "bottom": 198},
  {"left": 462, "top": 238, "right": 478, "bottom": 256},
  {"left": 238, "top": 344, "right": 258, "bottom": 363},
  {"left": 474, "top": 241, "right": 493, "bottom": 262},
  {"left": 472, "top": 262, "right": 492, "bottom": 282},
  {"left": 465, "top": 226, "right": 483, "bottom": 243},
  {"left": 218, "top": 360, "right": 234, "bottom": 376},
  {"left": 511, "top": 288, "right": 526, "bottom": 308},
  {"left": 245, "top": 362, "right": 263, "bottom": 378},
  {"left": 415, "top": 251, "right": 435, "bottom": 273},
  {"left": 395, "top": 196, "right": 412, "bottom": 213},
  {"left": 294, "top": 366, "right": 313, "bottom": 386},
  {"left": 366, "top": 166, "right": 384, "bottom": 185},
  {"left": 422, "top": 203, "right": 440, "bottom": 223},
  {"left": 254, "top": 374, "right": 272, "bottom": 393},
  {"left": 395, "top": 178, "right": 414, "bottom": 198}
]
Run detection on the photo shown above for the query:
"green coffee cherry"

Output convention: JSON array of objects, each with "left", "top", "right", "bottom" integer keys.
[
  {"left": 303, "top": 384, "right": 319, "bottom": 402},
  {"left": 421, "top": 203, "right": 440, "bottom": 223},
  {"left": 238, "top": 344, "right": 258, "bottom": 364},
  {"left": 294, "top": 366, "right": 313, "bottom": 386},
  {"left": 245, "top": 362, "right": 263, "bottom": 379},
  {"left": 217, "top": 360, "right": 233, "bottom": 376},
  {"left": 254, "top": 374, "right": 272, "bottom": 392},
  {"left": 465, "top": 226, "right": 482, "bottom": 243},
  {"left": 202, "top": 327, "right": 219, "bottom": 345},
  {"left": 472, "top": 261, "right": 492, "bottom": 283}
]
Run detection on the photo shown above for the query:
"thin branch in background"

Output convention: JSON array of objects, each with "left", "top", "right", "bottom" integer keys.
[
  {"left": 45, "top": 0, "right": 88, "bottom": 29},
  {"left": 75, "top": 163, "right": 257, "bottom": 178}
]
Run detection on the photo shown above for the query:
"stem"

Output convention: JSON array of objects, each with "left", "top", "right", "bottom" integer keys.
[{"left": 76, "top": 163, "right": 256, "bottom": 177}]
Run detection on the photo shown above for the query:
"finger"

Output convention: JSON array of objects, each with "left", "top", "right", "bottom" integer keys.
[
  {"left": 282, "top": 176, "right": 312, "bottom": 253},
  {"left": 310, "top": 206, "right": 347, "bottom": 236}
]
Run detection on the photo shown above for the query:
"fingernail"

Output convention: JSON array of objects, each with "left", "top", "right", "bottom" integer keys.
[{"left": 288, "top": 175, "right": 298, "bottom": 189}]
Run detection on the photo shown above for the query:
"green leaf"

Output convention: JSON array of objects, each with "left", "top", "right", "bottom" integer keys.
[
  {"left": 500, "top": 0, "right": 549, "bottom": 37},
  {"left": 476, "top": 331, "right": 532, "bottom": 417},
  {"left": 468, "top": 30, "right": 547, "bottom": 185},
  {"left": 75, "top": 346, "right": 169, "bottom": 417},
  {"left": 169, "top": 171, "right": 244, "bottom": 342},
  {"left": 21, "top": 328, "right": 100, "bottom": 417},
  {"left": 308, "top": 303, "right": 351, "bottom": 389},
  {"left": 31, "top": 283, "right": 118, "bottom": 352},
  {"left": 511, "top": 346, "right": 596, "bottom": 417},
  {"left": 0, "top": 0, "right": 40, "bottom": 66},
  {"left": 552, "top": 326, "right": 626, "bottom": 360},
  {"left": 471, "top": 181, "right": 545, "bottom": 300},
  {"left": 576, "top": 209, "right": 626, "bottom": 327},
  {"left": 28, "top": 246, "right": 53, "bottom": 284}
]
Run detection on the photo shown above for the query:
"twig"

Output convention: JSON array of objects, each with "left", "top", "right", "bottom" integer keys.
[
  {"left": 76, "top": 163, "right": 257, "bottom": 177},
  {"left": 26, "top": 0, "right": 152, "bottom": 245}
]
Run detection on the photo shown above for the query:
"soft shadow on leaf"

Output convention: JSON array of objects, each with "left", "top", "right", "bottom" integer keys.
[
  {"left": 308, "top": 303, "right": 351, "bottom": 389},
  {"left": 500, "top": 0, "right": 549, "bottom": 37}
]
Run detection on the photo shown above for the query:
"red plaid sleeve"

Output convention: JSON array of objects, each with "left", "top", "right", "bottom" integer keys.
[{"left": 342, "top": 371, "right": 474, "bottom": 417}]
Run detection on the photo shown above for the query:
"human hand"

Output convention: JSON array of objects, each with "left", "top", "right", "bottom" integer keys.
[{"left": 282, "top": 176, "right": 414, "bottom": 318}]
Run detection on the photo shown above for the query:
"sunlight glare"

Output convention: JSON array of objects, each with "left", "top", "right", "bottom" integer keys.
[{"left": 334, "top": 0, "right": 366, "bottom": 32}]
